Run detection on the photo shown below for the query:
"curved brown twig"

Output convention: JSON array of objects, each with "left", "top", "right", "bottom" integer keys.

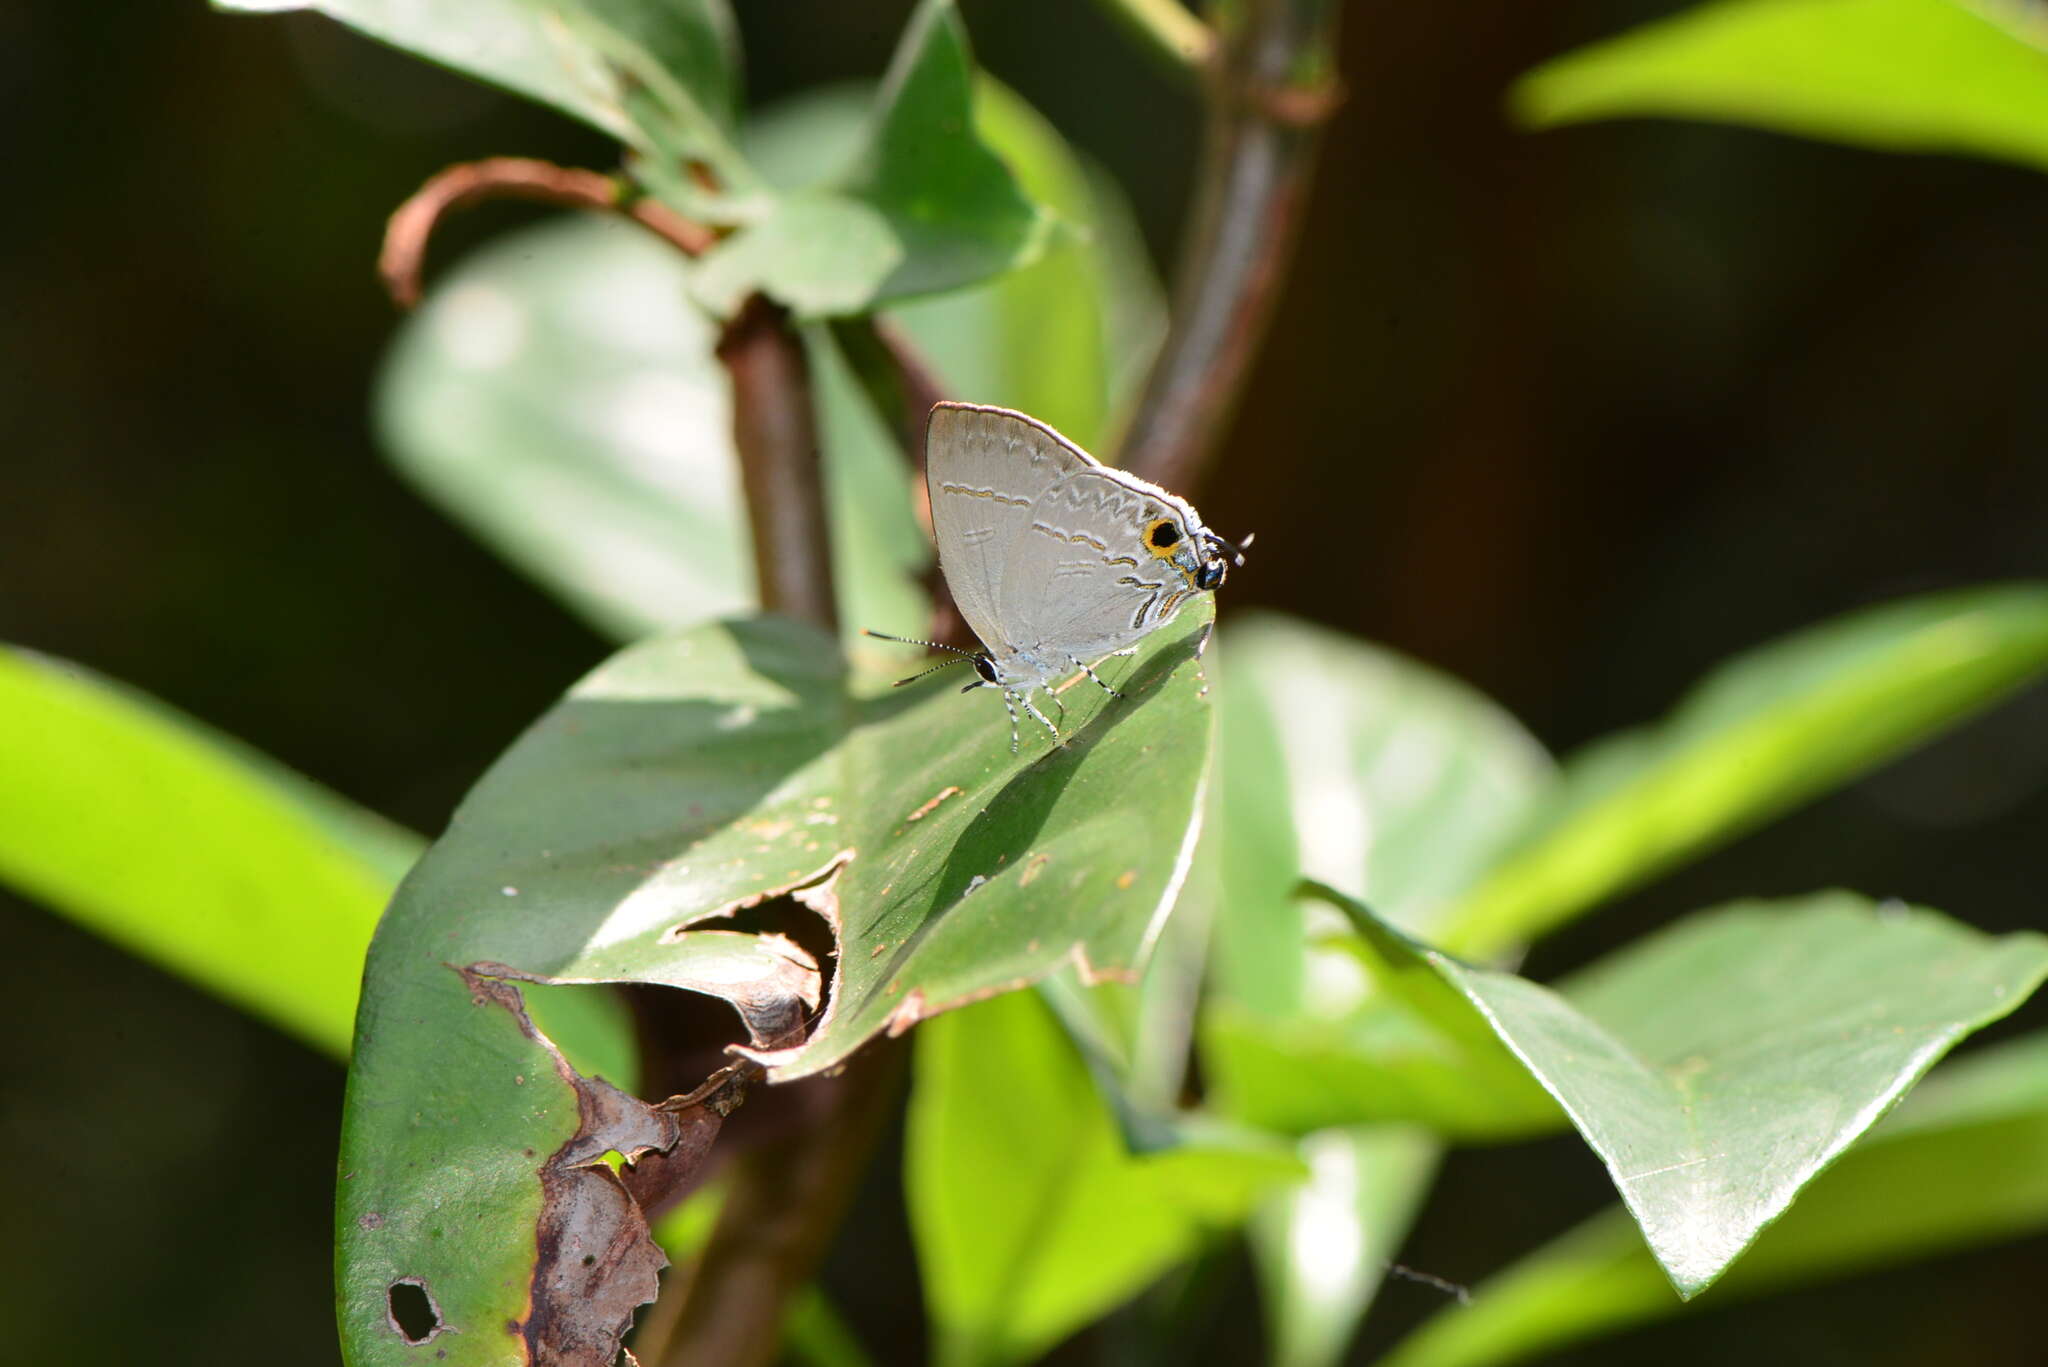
[
  {"left": 378, "top": 156, "right": 717, "bottom": 309},
  {"left": 1117, "top": 0, "right": 1345, "bottom": 496}
]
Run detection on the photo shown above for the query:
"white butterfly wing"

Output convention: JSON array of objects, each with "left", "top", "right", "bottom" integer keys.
[{"left": 926, "top": 403, "right": 1099, "bottom": 653}]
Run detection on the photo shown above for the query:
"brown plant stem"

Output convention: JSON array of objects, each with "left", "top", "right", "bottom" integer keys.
[
  {"left": 719, "top": 295, "right": 840, "bottom": 631},
  {"left": 654, "top": 1041, "right": 908, "bottom": 1367},
  {"left": 378, "top": 156, "right": 716, "bottom": 309},
  {"left": 1117, "top": 0, "right": 1344, "bottom": 496}
]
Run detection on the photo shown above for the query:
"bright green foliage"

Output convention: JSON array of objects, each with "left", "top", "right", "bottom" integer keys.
[
  {"left": 1198, "top": 615, "right": 1553, "bottom": 1367},
  {"left": 338, "top": 608, "right": 1217, "bottom": 1362},
  {"left": 213, "top": 0, "right": 754, "bottom": 201},
  {"left": 1382, "top": 1030, "right": 2048, "bottom": 1367},
  {"left": 694, "top": 0, "right": 1054, "bottom": 316},
  {"left": 1441, "top": 585, "right": 2048, "bottom": 957},
  {"left": 1514, "top": 0, "right": 2048, "bottom": 175},
  {"left": 1248, "top": 1126, "right": 1440, "bottom": 1367},
  {"left": 908, "top": 989, "right": 1301, "bottom": 1367},
  {"left": 1326, "top": 886, "right": 2048, "bottom": 1297},
  {"left": 0, "top": 648, "right": 415, "bottom": 1056}
]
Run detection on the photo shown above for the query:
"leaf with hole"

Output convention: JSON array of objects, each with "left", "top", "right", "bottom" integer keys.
[{"left": 338, "top": 606, "right": 1218, "bottom": 1363}]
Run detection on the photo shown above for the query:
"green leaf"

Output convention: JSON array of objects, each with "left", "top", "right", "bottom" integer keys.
[
  {"left": 377, "top": 215, "right": 754, "bottom": 642},
  {"left": 694, "top": 0, "right": 1053, "bottom": 317},
  {"left": 1328, "top": 887, "right": 2048, "bottom": 1297},
  {"left": 216, "top": 0, "right": 756, "bottom": 198},
  {"left": 0, "top": 648, "right": 415, "bottom": 1056},
  {"left": 1512, "top": 0, "right": 2048, "bottom": 175},
  {"left": 375, "top": 216, "right": 929, "bottom": 649},
  {"left": 744, "top": 79, "right": 1166, "bottom": 447},
  {"left": 1208, "top": 612, "right": 1553, "bottom": 1018},
  {"left": 339, "top": 609, "right": 1218, "bottom": 1362},
  {"left": 1194, "top": 615, "right": 1552, "bottom": 1367},
  {"left": 1249, "top": 1127, "right": 1441, "bottom": 1367},
  {"left": 1440, "top": 584, "right": 2048, "bottom": 958},
  {"left": 908, "top": 989, "right": 1302, "bottom": 1367},
  {"left": 1381, "top": 1031, "right": 2048, "bottom": 1367}
]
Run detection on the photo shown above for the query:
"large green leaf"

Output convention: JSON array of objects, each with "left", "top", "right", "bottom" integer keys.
[
  {"left": 216, "top": 0, "right": 755, "bottom": 201},
  {"left": 377, "top": 215, "right": 753, "bottom": 643},
  {"left": 908, "top": 989, "right": 1301, "bottom": 1367},
  {"left": 1195, "top": 615, "right": 1553, "bottom": 1367},
  {"left": 0, "top": 648, "right": 415, "bottom": 1056},
  {"left": 1198, "top": 615, "right": 1560, "bottom": 1141},
  {"left": 339, "top": 608, "right": 1217, "bottom": 1364},
  {"left": 1512, "top": 0, "right": 2048, "bottom": 175},
  {"left": 1327, "top": 887, "right": 2048, "bottom": 1297},
  {"left": 1208, "top": 612, "right": 1553, "bottom": 1019},
  {"left": 1440, "top": 584, "right": 2048, "bottom": 957},
  {"left": 694, "top": 0, "right": 1054, "bottom": 316},
  {"left": 1381, "top": 1030, "right": 2048, "bottom": 1367}
]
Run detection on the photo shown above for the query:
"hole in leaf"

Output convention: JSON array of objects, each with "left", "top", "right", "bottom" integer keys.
[{"left": 387, "top": 1278, "right": 443, "bottom": 1344}]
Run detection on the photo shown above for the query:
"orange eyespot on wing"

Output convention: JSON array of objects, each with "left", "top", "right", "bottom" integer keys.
[{"left": 1144, "top": 518, "right": 1183, "bottom": 558}]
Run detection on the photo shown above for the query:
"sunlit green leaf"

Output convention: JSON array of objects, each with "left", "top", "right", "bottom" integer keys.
[
  {"left": 0, "top": 648, "right": 414, "bottom": 1056},
  {"left": 1440, "top": 584, "right": 2048, "bottom": 957},
  {"left": 339, "top": 608, "right": 1217, "bottom": 1362},
  {"left": 909, "top": 989, "right": 1302, "bottom": 1367},
  {"left": 1513, "top": 0, "right": 2048, "bottom": 175},
  {"left": 1325, "top": 887, "right": 2048, "bottom": 1297},
  {"left": 1381, "top": 1031, "right": 2048, "bottom": 1367}
]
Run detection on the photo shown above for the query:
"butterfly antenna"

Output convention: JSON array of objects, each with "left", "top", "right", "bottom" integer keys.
[
  {"left": 861, "top": 629, "right": 982, "bottom": 688},
  {"left": 1207, "top": 530, "right": 1254, "bottom": 566}
]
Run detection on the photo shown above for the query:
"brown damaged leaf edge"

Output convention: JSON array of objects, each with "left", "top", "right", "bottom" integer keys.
[{"left": 450, "top": 959, "right": 815, "bottom": 1367}]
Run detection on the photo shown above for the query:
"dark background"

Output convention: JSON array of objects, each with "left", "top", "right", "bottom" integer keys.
[{"left": 5, "top": 2, "right": 2044, "bottom": 1363}]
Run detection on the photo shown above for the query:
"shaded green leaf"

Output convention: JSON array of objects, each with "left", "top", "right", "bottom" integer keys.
[
  {"left": 695, "top": 0, "right": 1053, "bottom": 316},
  {"left": 909, "top": 989, "right": 1302, "bottom": 1367},
  {"left": 1326, "top": 887, "right": 2048, "bottom": 1297},
  {"left": 1512, "top": 0, "right": 2048, "bottom": 175},
  {"left": 1381, "top": 1031, "right": 2048, "bottom": 1367},
  {"left": 1440, "top": 584, "right": 2048, "bottom": 958},
  {"left": 0, "top": 648, "right": 415, "bottom": 1056},
  {"left": 217, "top": 0, "right": 756, "bottom": 198},
  {"left": 340, "top": 609, "right": 1218, "bottom": 1361}
]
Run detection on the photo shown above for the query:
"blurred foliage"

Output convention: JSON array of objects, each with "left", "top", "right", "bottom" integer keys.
[{"left": 1515, "top": 0, "right": 2048, "bottom": 175}]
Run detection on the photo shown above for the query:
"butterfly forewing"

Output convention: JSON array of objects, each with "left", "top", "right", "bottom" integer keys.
[{"left": 926, "top": 404, "right": 1098, "bottom": 654}]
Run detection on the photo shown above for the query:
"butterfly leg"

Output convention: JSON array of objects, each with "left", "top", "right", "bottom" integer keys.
[
  {"left": 1016, "top": 688, "right": 1061, "bottom": 743},
  {"left": 1069, "top": 654, "right": 1124, "bottom": 700},
  {"left": 997, "top": 688, "right": 1022, "bottom": 753}
]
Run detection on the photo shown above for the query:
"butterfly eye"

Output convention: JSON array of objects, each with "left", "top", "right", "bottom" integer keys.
[{"left": 1146, "top": 519, "right": 1182, "bottom": 552}]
